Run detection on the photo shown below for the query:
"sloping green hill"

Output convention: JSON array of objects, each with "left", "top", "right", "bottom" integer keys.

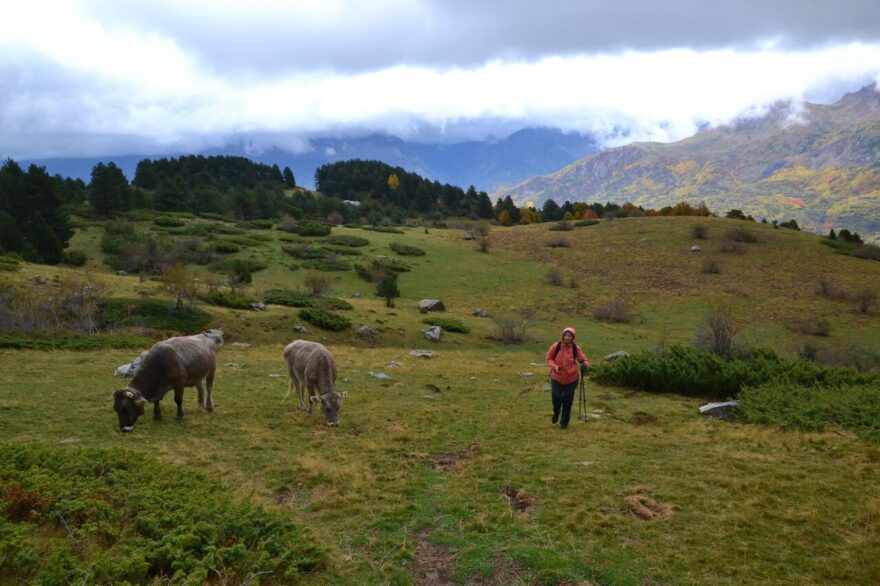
[{"left": 497, "top": 84, "right": 880, "bottom": 243}]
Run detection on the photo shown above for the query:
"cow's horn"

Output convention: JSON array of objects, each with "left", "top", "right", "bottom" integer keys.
[{"left": 125, "top": 390, "right": 134, "bottom": 399}]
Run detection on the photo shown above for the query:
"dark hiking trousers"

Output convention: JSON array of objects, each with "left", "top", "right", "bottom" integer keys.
[{"left": 551, "top": 379, "right": 577, "bottom": 428}]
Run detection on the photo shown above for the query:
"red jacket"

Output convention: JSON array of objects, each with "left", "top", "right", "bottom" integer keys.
[{"left": 546, "top": 327, "right": 589, "bottom": 385}]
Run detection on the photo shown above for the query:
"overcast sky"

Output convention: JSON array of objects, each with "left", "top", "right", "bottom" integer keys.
[{"left": 2, "top": 0, "right": 880, "bottom": 159}]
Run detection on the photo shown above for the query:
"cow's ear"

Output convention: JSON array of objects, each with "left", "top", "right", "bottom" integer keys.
[
  {"left": 309, "top": 395, "right": 321, "bottom": 404},
  {"left": 135, "top": 397, "right": 147, "bottom": 409}
]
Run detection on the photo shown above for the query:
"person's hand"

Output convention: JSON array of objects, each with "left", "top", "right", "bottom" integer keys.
[{"left": 554, "top": 365, "right": 561, "bottom": 373}]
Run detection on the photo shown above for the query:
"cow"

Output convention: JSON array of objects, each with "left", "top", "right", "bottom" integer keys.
[
  {"left": 113, "top": 337, "right": 217, "bottom": 433},
  {"left": 283, "top": 340, "right": 346, "bottom": 426},
  {"left": 163, "top": 329, "right": 223, "bottom": 409}
]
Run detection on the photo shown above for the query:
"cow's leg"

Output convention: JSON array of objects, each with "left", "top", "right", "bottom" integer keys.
[
  {"left": 174, "top": 386, "right": 185, "bottom": 421},
  {"left": 295, "top": 376, "right": 306, "bottom": 411},
  {"left": 205, "top": 370, "right": 215, "bottom": 411},
  {"left": 306, "top": 384, "right": 315, "bottom": 415},
  {"left": 196, "top": 380, "right": 207, "bottom": 409},
  {"left": 153, "top": 400, "right": 162, "bottom": 421}
]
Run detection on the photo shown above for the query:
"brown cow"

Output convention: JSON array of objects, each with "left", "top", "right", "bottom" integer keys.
[
  {"left": 113, "top": 337, "right": 217, "bottom": 432},
  {"left": 283, "top": 340, "right": 346, "bottom": 426}
]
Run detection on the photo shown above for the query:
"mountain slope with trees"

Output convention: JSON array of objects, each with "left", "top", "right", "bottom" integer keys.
[{"left": 496, "top": 84, "right": 880, "bottom": 242}]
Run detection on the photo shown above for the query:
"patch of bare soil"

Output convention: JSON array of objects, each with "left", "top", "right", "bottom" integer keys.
[
  {"left": 413, "top": 526, "right": 456, "bottom": 586},
  {"left": 500, "top": 486, "right": 539, "bottom": 515},
  {"left": 430, "top": 442, "right": 480, "bottom": 472},
  {"left": 630, "top": 411, "right": 658, "bottom": 426}
]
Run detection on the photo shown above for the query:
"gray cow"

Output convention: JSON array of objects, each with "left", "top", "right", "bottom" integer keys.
[{"left": 283, "top": 340, "right": 346, "bottom": 426}]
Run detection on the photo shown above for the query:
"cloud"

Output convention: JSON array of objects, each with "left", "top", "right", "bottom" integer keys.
[{"left": 1, "top": 1, "right": 879, "bottom": 159}]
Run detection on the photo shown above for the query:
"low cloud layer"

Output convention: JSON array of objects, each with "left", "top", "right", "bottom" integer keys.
[{"left": 2, "top": 1, "right": 879, "bottom": 159}]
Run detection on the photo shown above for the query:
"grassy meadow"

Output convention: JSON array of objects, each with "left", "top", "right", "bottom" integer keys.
[{"left": 2, "top": 214, "right": 880, "bottom": 584}]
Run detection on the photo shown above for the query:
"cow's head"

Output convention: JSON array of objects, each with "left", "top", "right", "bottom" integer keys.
[
  {"left": 113, "top": 388, "right": 146, "bottom": 432},
  {"left": 310, "top": 390, "right": 347, "bottom": 426}
]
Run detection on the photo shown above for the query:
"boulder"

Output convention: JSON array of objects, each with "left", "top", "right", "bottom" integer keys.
[
  {"left": 472, "top": 308, "right": 490, "bottom": 317},
  {"left": 250, "top": 302, "right": 267, "bottom": 311},
  {"left": 690, "top": 245, "right": 701, "bottom": 252},
  {"left": 356, "top": 325, "right": 374, "bottom": 339},
  {"left": 293, "top": 324, "right": 308, "bottom": 333},
  {"left": 418, "top": 299, "right": 446, "bottom": 313},
  {"left": 369, "top": 371, "right": 392, "bottom": 380},
  {"left": 232, "top": 342, "right": 252, "bottom": 349},
  {"left": 604, "top": 351, "right": 630, "bottom": 362},
  {"left": 410, "top": 349, "right": 435, "bottom": 358},
  {"left": 698, "top": 400, "right": 741, "bottom": 421},
  {"left": 423, "top": 325, "right": 442, "bottom": 341}
]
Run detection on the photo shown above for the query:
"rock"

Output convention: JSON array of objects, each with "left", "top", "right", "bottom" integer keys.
[
  {"left": 425, "top": 383, "right": 441, "bottom": 392},
  {"left": 463, "top": 233, "right": 475, "bottom": 240},
  {"left": 352, "top": 291, "right": 363, "bottom": 298},
  {"left": 423, "top": 325, "right": 442, "bottom": 341},
  {"left": 690, "top": 245, "right": 701, "bottom": 252},
  {"left": 294, "top": 324, "right": 308, "bottom": 333},
  {"left": 472, "top": 308, "right": 490, "bottom": 317},
  {"left": 469, "top": 376, "right": 479, "bottom": 381},
  {"left": 418, "top": 299, "right": 446, "bottom": 313},
  {"left": 604, "top": 351, "right": 630, "bottom": 362},
  {"left": 387, "top": 361, "right": 402, "bottom": 369},
  {"left": 518, "top": 371, "right": 535, "bottom": 377},
  {"left": 116, "top": 270, "right": 128, "bottom": 276},
  {"left": 251, "top": 302, "right": 267, "bottom": 311},
  {"left": 232, "top": 342, "right": 252, "bottom": 349},
  {"left": 225, "top": 362, "right": 243, "bottom": 368},
  {"left": 356, "top": 325, "right": 374, "bottom": 339},
  {"left": 268, "top": 373, "right": 282, "bottom": 378},
  {"left": 699, "top": 400, "right": 741, "bottom": 421},
  {"left": 410, "top": 350, "right": 435, "bottom": 358},
  {"left": 369, "top": 371, "right": 392, "bottom": 380}
]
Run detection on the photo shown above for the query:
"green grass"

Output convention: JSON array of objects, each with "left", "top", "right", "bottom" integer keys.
[{"left": 1, "top": 215, "right": 879, "bottom": 583}]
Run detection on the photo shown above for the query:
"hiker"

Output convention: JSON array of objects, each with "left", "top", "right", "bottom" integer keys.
[{"left": 546, "top": 326, "right": 590, "bottom": 429}]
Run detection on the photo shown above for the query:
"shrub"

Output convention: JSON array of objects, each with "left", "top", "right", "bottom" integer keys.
[
  {"left": 238, "top": 219, "right": 274, "bottom": 229},
  {"left": 694, "top": 305, "right": 741, "bottom": 358},
  {"left": 264, "top": 289, "right": 315, "bottom": 307},
  {"left": 574, "top": 219, "right": 600, "bottom": 227},
  {"left": 302, "top": 271, "right": 334, "bottom": 297},
  {"left": 213, "top": 241, "right": 241, "bottom": 254},
  {"left": 852, "top": 244, "right": 880, "bottom": 261},
  {"left": 692, "top": 225, "right": 708, "bottom": 239},
  {"left": 853, "top": 288, "right": 878, "bottom": 314},
  {"left": 300, "top": 259, "right": 350, "bottom": 271},
  {"left": 60, "top": 250, "right": 87, "bottom": 267},
  {"left": 545, "top": 236, "right": 571, "bottom": 248},
  {"left": 103, "top": 298, "right": 213, "bottom": 333},
  {"left": 593, "top": 301, "right": 631, "bottom": 323},
  {"left": 719, "top": 239, "right": 744, "bottom": 254},
  {"left": 422, "top": 317, "right": 470, "bottom": 333},
  {"left": 363, "top": 226, "right": 405, "bottom": 234},
  {"left": 324, "top": 235, "right": 369, "bottom": 247},
  {"left": 724, "top": 228, "right": 757, "bottom": 243},
  {"left": 477, "top": 237, "right": 490, "bottom": 253},
  {"left": 298, "top": 308, "right": 350, "bottom": 331},
  {"left": 293, "top": 221, "right": 332, "bottom": 236},
  {"left": 390, "top": 242, "right": 426, "bottom": 256},
  {"left": 784, "top": 317, "right": 831, "bottom": 337},
  {"left": 313, "top": 297, "right": 353, "bottom": 311},
  {"left": 549, "top": 221, "right": 574, "bottom": 232},
  {"left": 153, "top": 215, "right": 186, "bottom": 227},
  {"left": 817, "top": 276, "right": 849, "bottom": 300},
  {"left": 589, "top": 344, "right": 874, "bottom": 400},
  {"left": 701, "top": 259, "right": 721, "bottom": 274},
  {"left": 201, "top": 290, "right": 255, "bottom": 309},
  {"left": 0, "top": 332, "right": 151, "bottom": 350},
  {"left": 283, "top": 244, "right": 327, "bottom": 259},
  {"left": 0, "top": 445, "right": 325, "bottom": 583},
  {"left": 739, "top": 382, "right": 880, "bottom": 439},
  {"left": 320, "top": 245, "right": 362, "bottom": 256},
  {"left": 207, "top": 258, "right": 268, "bottom": 281},
  {"left": 0, "top": 255, "right": 21, "bottom": 272},
  {"left": 490, "top": 315, "right": 528, "bottom": 344},
  {"left": 354, "top": 258, "right": 412, "bottom": 282},
  {"left": 546, "top": 269, "right": 563, "bottom": 286}
]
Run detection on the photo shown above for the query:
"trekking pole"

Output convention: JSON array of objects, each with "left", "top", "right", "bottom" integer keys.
[{"left": 578, "top": 370, "right": 587, "bottom": 421}]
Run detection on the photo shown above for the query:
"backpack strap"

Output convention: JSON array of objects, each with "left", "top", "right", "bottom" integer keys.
[{"left": 553, "top": 341, "right": 579, "bottom": 361}]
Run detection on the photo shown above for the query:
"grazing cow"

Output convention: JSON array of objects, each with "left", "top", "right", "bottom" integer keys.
[
  {"left": 283, "top": 340, "right": 346, "bottom": 426},
  {"left": 113, "top": 337, "right": 217, "bottom": 433},
  {"left": 163, "top": 329, "right": 223, "bottom": 408}
]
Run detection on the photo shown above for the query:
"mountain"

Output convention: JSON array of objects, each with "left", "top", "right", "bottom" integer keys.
[
  {"left": 496, "top": 84, "right": 880, "bottom": 242},
  {"left": 21, "top": 127, "right": 599, "bottom": 193}
]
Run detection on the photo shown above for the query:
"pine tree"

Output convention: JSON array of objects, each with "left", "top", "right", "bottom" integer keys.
[
  {"left": 89, "top": 162, "right": 131, "bottom": 217},
  {"left": 376, "top": 274, "right": 400, "bottom": 307},
  {"left": 283, "top": 166, "right": 296, "bottom": 188}
]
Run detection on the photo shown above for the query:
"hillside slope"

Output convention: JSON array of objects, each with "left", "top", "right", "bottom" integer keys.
[{"left": 497, "top": 84, "right": 880, "bottom": 242}]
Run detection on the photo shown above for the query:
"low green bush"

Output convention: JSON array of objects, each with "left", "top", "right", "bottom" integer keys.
[
  {"left": 314, "top": 297, "right": 354, "bottom": 311},
  {"left": 298, "top": 308, "right": 351, "bottom": 331},
  {"left": 363, "top": 226, "right": 405, "bottom": 234},
  {"left": 740, "top": 382, "right": 880, "bottom": 440},
  {"left": 0, "top": 445, "right": 325, "bottom": 583},
  {"left": 213, "top": 241, "right": 241, "bottom": 254},
  {"left": 390, "top": 242, "right": 426, "bottom": 256},
  {"left": 294, "top": 221, "right": 332, "bottom": 236},
  {"left": 60, "top": 250, "right": 88, "bottom": 266},
  {"left": 301, "top": 259, "right": 350, "bottom": 271},
  {"left": 0, "top": 255, "right": 21, "bottom": 272},
  {"left": 589, "top": 345, "right": 874, "bottom": 400},
  {"left": 574, "top": 219, "right": 600, "bottom": 227},
  {"left": 201, "top": 290, "right": 255, "bottom": 309},
  {"left": 103, "top": 298, "right": 213, "bottom": 333},
  {"left": 320, "top": 245, "right": 363, "bottom": 256},
  {"left": 264, "top": 289, "right": 315, "bottom": 307},
  {"left": 324, "top": 235, "right": 370, "bottom": 247},
  {"left": 421, "top": 317, "right": 470, "bottom": 333},
  {"left": 282, "top": 245, "right": 327, "bottom": 259},
  {"left": 0, "top": 333, "right": 151, "bottom": 350},
  {"left": 153, "top": 216, "right": 186, "bottom": 228},
  {"left": 208, "top": 258, "right": 268, "bottom": 276},
  {"left": 237, "top": 219, "right": 274, "bottom": 230}
]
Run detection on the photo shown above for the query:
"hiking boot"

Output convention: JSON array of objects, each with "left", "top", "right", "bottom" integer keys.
[
  {"left": 559, "top": 424, "right": 568, "bottom": 430},
  {"left": 552, "top": 412, "right": 559, "bottom": 424}
]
